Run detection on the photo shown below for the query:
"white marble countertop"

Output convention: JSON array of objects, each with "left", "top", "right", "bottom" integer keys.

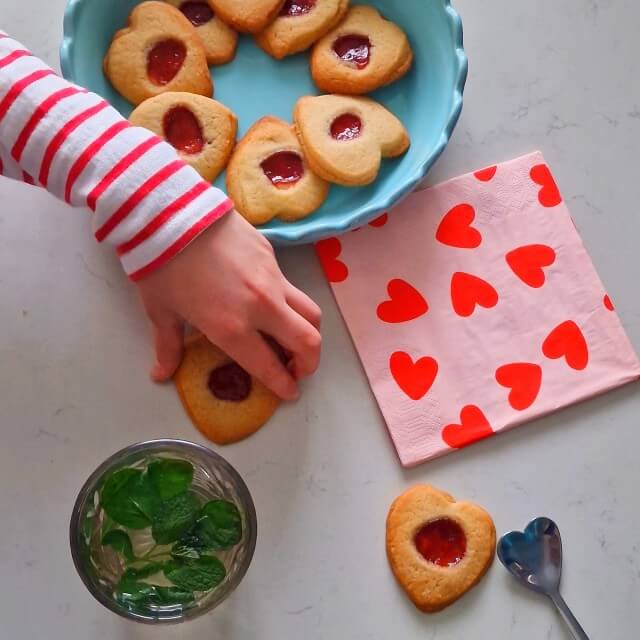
[{"left": 1, "top": 1, "right": 639, "bottom": 638}]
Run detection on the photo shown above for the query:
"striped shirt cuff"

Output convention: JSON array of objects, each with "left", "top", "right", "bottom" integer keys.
[{"left": 0, "top": 32, "right": 232, "bottom": 280}]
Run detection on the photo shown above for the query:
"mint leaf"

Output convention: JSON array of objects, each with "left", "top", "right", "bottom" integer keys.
[
  {"left": 101, "top": 529, "right": 135, "bottom": 561},
  {"left": 194, "top": 500, "right": 242, "bottom": 550},
  {"left": 122, "top": 562, "right": 165, "bottom": 581},
  {"left": 164, "top": 555, "right": 226, "bottom": 592},
  {"left": 152, "top": 493, "right": 200, "bottom": 544},
  {"left": 148, "top": 459, "right": 194, "bottom": 501},
  {"left": 155, "top": 586, "right": 195, "bottom": 605},
  {"left": 171, "top": 532, "right": 207, "bottom": 560},
  {"left": 129, "top": 473, "right": 161, "bottom": 521},
  {"left": 101, "top": 469, "right": 150, "bottom": 529}
]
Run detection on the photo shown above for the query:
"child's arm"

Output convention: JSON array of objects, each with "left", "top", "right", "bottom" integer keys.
[{"left": 0, "top": 32, "right": 321, "bottom": 398}]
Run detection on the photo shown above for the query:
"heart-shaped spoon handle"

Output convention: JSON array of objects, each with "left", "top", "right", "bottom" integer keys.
[{"left": 549, "top": 591, "right": 590, "bottom": 640}]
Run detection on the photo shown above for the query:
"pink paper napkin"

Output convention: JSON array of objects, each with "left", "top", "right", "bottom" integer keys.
[{"left": 316, "top": 152, "right": 640, "bottom": 467}]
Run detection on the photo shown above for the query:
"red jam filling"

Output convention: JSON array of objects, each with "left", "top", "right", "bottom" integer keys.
[
  {"left": 163, "top": 106, "right": 204, "bottom": 155},
  {"left": 332, "top": 35, "right": 371, "bottom": 69},
  {"left": 279, "top": 0, "right": 316, "bottom": 16},
  {"left": 261, "top": 152, "right": 304, "bottom": 188},
  {"left": 330, "top": 113, "right": 362, "bottom": 141},
  {"left": 180, "top": 1, "right": 215, "bottom": 26},
  {"left": 414, "top": 519, "right": 466, "bottom": 567},
  {"left": 208, "top": 363, "right": 252, "bottom": 402},
  {"left": 147, "top": 40, "right": 187, "bottom": 86}
]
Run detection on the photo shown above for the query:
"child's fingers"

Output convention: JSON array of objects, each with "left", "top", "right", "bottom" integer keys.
[
  {"left": 262, "top": 306, "right": 322, "bottom": 379},
  {"left": 284, "top": 282, "right": 322, "bottom": 330},
  {"left": 150, "top": 314, "right": 185, "bottom": 382},
  {"left": 211, "top": 329, "right": 299, "bottom": 401}
]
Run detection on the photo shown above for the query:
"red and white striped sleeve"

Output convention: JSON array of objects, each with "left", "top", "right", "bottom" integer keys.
[{"left": 0, "top": 31, "right": 234, "bottom": 281}]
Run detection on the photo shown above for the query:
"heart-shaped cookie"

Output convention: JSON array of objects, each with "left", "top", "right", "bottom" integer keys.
[
  {"left": 104, "top": 2, "right": 212, "bottom": 106},
  {"left": 386, "top": 485, "right": 496, "bottom": 613},
  {"left": 130, "top": 92, "right": 237, "bottom": 182},
  {"left": 256, "top": 0, "right": 349, "bottom": 59},
  {"left": 174, "top": 334, "right": 281, "bottom": 444},
  {"left": 310, "top": 5, "right": 413, "bottom": 94},
  {"left": 163, "top": 0, "right": 238, "bottom": 64},
  {"left": 293, "top": 94, "right": 409, "bottom": 186},
  {"left": 226, "top": 116, "right": 330, "bottom": 225},
  {"left": 209, "top": 0, "right": 286, "bottom": 33}
]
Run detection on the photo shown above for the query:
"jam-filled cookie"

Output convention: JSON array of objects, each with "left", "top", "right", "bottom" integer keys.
[
  {"left": 386, "top": 485, "right": 496, "bottom": 613},
  {"left": 256, "top": 0, "right": 350, "bottom": 60},
  {"left": 209, "top": 0, "right": 286, "bottom": 33},
  {"left": 163, "top": 0, "right": 238, "bottom": 64},
  {"left": 294, "top": 94, "right": 409, "bottom": 186},
  {"left": 175, "top": 334, "right": 281, "bottom": 444},
  {"left": 310, "top": 5, "right": 413, "bottom": 94},
  {"left": 226, "top": 116, "right": 330, "bottom": 225},
  {"left": 104, "top": 1, "right": 212, "bottom": 106},
  {"left": 130, "top": 92, "right": 237, "bottom": 182}
]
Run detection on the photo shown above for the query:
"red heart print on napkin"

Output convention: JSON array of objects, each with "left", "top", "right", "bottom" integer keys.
[
  {"left": 496, "top": 363, "right": 543, "bottom": 410},
  {"left": 474, "top": 166, "right": 497, "bottom": 182},
  {"left": 542, "top": 320, "right": 589, "bottom": 370},
  {"left": 530, "top": 164, "right": 562, "bottom": 207},
  {"left": 506, "top": 244, "right": 557, "bottom": 288},
  {"left": 451, "top": 272, "right": 499, "bottom": 317},
  {"left": 436, "top": 204, "right": 482, "bottom": 249},
  {"left": 315, "top": 238, "right": 348, "bottom": 283},
  {"left": 442, "top": 405, "right": 494, "bottom": 449},
  {"left": 390, "top": 352, "right": 438, "bottom": 400},
  {"left": 377, "top": 279, "right": 428, "bottom": 323},
  {"left": 369, "top": 213, "right": 388, "bottom": 227},
  {"left": 604, "top": 294, "right": 615, "bottom": 311}
]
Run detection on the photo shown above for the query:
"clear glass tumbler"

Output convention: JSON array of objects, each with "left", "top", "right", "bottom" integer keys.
[{"left": 69, "top": 439, "right": 257, "bottom": 624}]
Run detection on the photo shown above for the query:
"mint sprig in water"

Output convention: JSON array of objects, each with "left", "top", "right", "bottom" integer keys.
[
  {"left": 164, "top": 556, "right": 226, "bottom": 592},
  {"left": 151, "top": 492, "right": 201, "bottom": 544},
  {"left": 194, "top": 500, "right": 243, "bottom": 549},
  {"left": 95, "top": 457, "right": 242, "bottom": 614},
  {"left": 148, "top": 459, "right": 194, "bottom": 500}
]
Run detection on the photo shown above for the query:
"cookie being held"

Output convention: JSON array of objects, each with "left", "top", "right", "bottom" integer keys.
[
  {"left": 209, "top": 0, "right": 286, "bottom": 33},
  {"left": 163, "top": 0, "right": 238, "bottom": 64},
  {"left": 227, "top": 116, "right": 330, "bottom": 225},
  {"left": 294, "top": 94, "right": 409, "bottom": 186},
  {"left": 175, "top": 334, "right": 283, "bottom": 444},
  {"left": 130, "top": 92, "right": 237, "bottom": 182},
  {"left": 310, "top": 5, "right": 413, "bottom": 94},
  {"left": 386, "top": 485, "right": 496, "bottom": 613},
  {"left": 104, "top": 1, "right": 212, "bottom": 105},
  {"left": 256, "top": 0, "right": 349, "bottom": 60}
]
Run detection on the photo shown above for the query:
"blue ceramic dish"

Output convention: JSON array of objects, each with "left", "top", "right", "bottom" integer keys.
[{"left": 60, "top": 0, "right": 466, "bottom": 246}]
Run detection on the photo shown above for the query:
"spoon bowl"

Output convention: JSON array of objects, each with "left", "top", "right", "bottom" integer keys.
[
  {"left": 497, "top": 517, "right": 589, "bottom": 640},
  {"left": 497, "top": 516, "right": 562, "bottom": 594}
]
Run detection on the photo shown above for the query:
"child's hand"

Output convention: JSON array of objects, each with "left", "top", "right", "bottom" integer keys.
[{"left": 136, "top": 211, "right": 322, "bottom": 400}]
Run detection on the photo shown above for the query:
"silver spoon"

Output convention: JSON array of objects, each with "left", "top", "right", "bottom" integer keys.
[{"left": 497, "top": 517, "right": 589, "bottom": 640}]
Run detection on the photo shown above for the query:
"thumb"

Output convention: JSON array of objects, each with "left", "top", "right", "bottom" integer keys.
[{"left": 150, "top": 314, "right": 185, "bottom": 382}]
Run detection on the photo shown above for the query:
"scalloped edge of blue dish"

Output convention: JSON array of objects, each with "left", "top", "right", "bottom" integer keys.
[{"left": 60, "top": 0, "right": 468, "bottom": 246}]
